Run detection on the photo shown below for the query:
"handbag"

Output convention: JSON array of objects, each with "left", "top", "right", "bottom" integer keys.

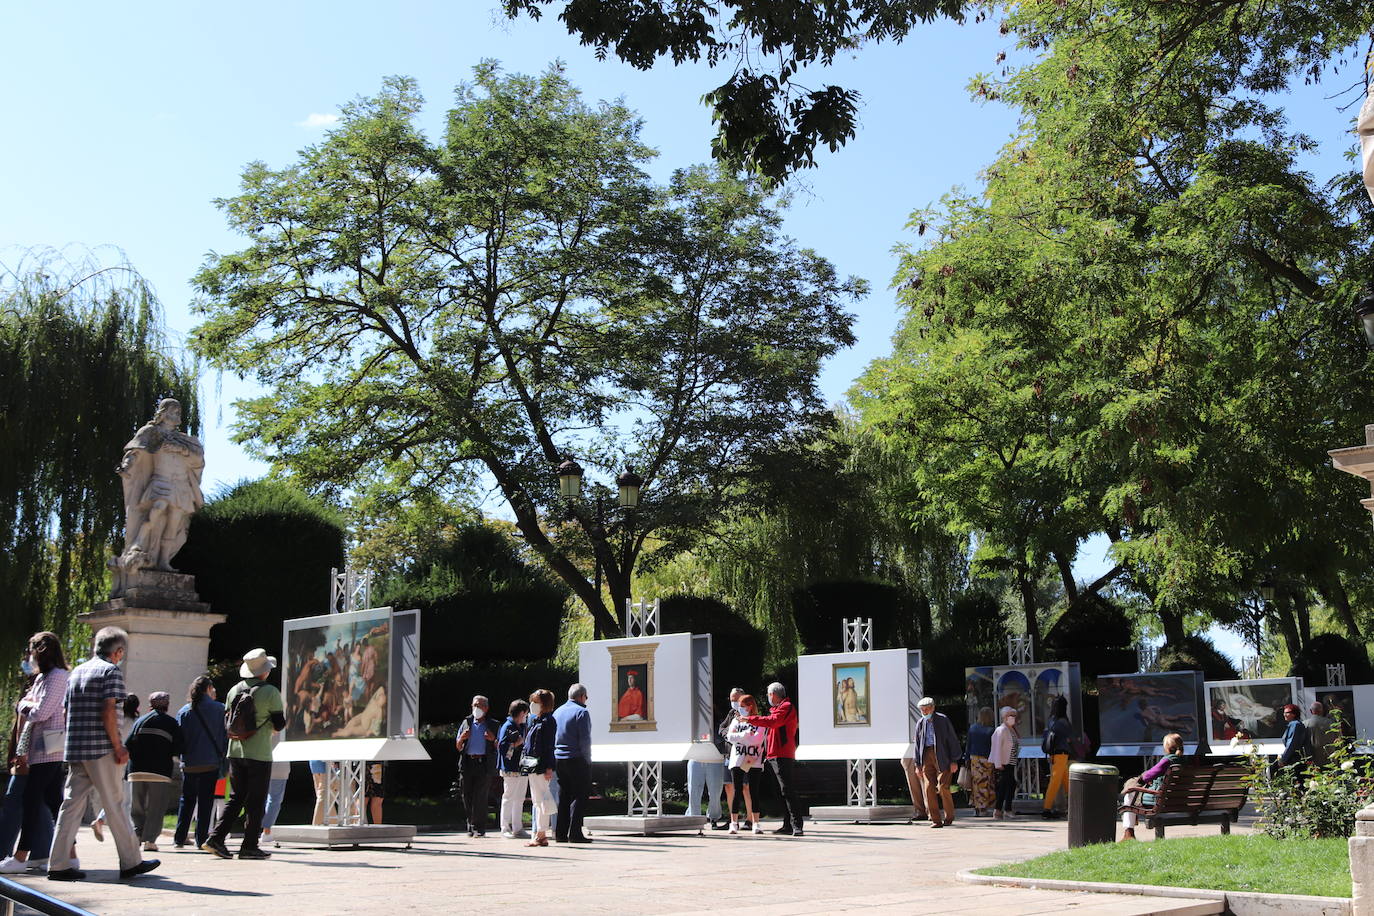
[
  {"left": 956, "top": 765, "right": 972, "bottom": 792},
  {"left": 519, "top": 754, "right": 541, "bottom": 776}
]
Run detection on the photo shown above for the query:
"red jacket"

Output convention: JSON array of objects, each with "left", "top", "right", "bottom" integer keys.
[{"left": 742, "top": 699, "right": 798, "bottom": 759}]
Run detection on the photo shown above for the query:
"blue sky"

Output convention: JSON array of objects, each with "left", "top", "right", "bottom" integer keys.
[{"left": 4, "top": 2, "right": 1364, "bottom": 663}]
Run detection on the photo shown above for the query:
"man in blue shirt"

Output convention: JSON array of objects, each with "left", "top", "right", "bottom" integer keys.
[
  {"left": 456, "top": 695, "right": 500, "bottom": 837},
  {"left": 553, "top": 683, "right": 593, "bottom": 844}
]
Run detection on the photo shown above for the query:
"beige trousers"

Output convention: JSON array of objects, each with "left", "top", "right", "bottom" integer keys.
[
  {"left": 50, "top": 752, "right": 141, "bottom": 871},
  {"left": 901, "top": 755, "right": 927, "bottom": 817}
]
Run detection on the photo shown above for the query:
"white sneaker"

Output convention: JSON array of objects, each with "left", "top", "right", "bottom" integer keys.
[
  {"left": 501, "top": 831, "right": 515, "bottom": 839},
  {"left": 728, "top": 821, "right": 739, "bottom": 834},
  {"left": 26, "top": 858, "right": 47, "bottom": 873},
  {"left": 0, "top": 857, "right": 26, "bottom": 874},
  {"left": 752, "top": 822, "right": 763, "bottom": 835}
]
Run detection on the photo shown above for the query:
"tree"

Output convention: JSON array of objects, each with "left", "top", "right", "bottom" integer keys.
[
  {"left": 0, "top": 251, "right": 198, "bottom": 665},
  {"left": 172, "top": 479, "right": 345, "bottom": 661},
  {"left": 192, "top": 65, "right": 860, "bottom": 638},
  {"left": 853, "top": 0, "right": 1374, "bottom": 650},
  {"left": 503, "top": 1, "right": 1373, "bottom": 180}
]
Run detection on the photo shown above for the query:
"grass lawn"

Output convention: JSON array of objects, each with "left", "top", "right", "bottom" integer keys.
[{"left": 974, "top": 834, "right": 1350, "bottom": 898}]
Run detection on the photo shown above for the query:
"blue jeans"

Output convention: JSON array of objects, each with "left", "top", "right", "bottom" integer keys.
[
  {"left": 175, "top": 769, "right": 218, "bottom": 848},
  {"left": 0, "top": 772, "right": 27, "bottom": 858},
  {"left": 0, "top": 763, "right": 63, "bottom": 860},
  {"left": 686, "top": 760, "right": 726, "bottom": 821},
  {"left": 262, "top": 777, "right": 288, "bottom": 829}
]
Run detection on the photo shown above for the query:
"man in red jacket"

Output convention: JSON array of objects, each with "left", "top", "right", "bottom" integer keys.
[{"left": 740, "top": 682, "right": 803, "bottom": 836}]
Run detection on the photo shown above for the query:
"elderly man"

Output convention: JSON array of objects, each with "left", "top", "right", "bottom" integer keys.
[
  {"left": 553, "top": 683, "right": 593, "bottom": 844},
  {"left": 1304, "top": 702, "right": 1339, "bottom": 767},
  {"left": 456, "top": 695, "right": 501, "bottom": 837},
  {"left": 740, "top": 682, "right": 803, "bottom": 836},
  {"left": 913, "top": 696, "right": 961, "bottom": 828},
  {"left": 47, "top": 627, "right": 160, "bottom": 881},
  {"left": 126, "top": 691, "right": 183, "bottom": 852}
]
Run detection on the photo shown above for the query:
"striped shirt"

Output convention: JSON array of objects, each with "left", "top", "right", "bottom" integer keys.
[{"left": 63, "top": 655, "right": 126, "bottom": 762}]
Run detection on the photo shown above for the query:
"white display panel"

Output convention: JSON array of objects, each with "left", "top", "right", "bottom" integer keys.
[
  {"left": 796, "top": 648, "right": 923, "bottom": 760},
  {"left": 1204, "top": 677, "right": 1304, "bottom": 756},
  {"left": 579, "top": 632, "right": 700, "bottom": 762}
]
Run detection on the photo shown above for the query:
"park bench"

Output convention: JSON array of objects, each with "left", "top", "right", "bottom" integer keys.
[{"left": 1117, "top": 763, "right": 1249, "bottom": 839}]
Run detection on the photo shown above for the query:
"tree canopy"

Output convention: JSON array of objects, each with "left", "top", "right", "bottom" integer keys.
[
  {"left": 0, "top": 251, "right": 199, "bottom": 664},
  {"left": 192, "top": 64, "right": 861, "bottom": 637}
]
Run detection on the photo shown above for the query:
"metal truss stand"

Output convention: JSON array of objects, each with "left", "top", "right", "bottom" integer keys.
[
  {"left": 1007, "top": 635, "right": 1044, "bottom": 809},
  {"left": 813, "top": 618, "right": 915, "bottom": 824},
  {"left": 625, "top": 597, "right": 660, "bottom": 637},
  {"left": 1328, "top": 663, "right": 1348, "bottom": 687}
]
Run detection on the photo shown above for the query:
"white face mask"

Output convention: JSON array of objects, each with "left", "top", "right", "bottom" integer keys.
[
  {"left": 730, "top": 701, "right": 742, "bottom": 712},
  {"left": 20, "top": 659, "right": 33, "bottom": 677},
  {"left": 472, "top": 706, "right": 485, "bottom": 720}
]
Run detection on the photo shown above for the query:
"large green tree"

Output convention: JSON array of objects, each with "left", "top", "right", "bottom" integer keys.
[
  {"left": 192, "top": 64, "right": 860, "bottom": 637},
  {"left": 854, "top": 0, "right": 1374, "bottom": 651},
  {"left": 0, "top": 252, "right": 199, "bottom": 663}
]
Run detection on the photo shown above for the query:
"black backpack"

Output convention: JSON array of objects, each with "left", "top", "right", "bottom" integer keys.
[{"left": 225, "top": 682, "right": 260, "bottom": 741}]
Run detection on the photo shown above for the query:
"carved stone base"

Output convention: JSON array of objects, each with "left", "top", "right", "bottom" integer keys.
[
  {"left": 1353, "top": 804, "right": 1374, "bottom": 916},
  {"left": 79, "top": 604, "right": 226, "bottom": 709},
  {"left": 104, "top": 568, "right": 210, "bottom": 612}
]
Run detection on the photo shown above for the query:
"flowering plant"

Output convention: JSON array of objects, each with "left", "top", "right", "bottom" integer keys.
[{"left": 1246, "top": 713, "right": 1374, "bottom": 839}]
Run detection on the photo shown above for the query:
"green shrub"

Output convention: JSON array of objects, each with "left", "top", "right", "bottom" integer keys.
[
  {"left": 791, "top": 579, "right": 905, "bottom": 653},
  {"left": 1287, "top": 633, "right": 1374, "bottom": 685},
  {"left": 1156, "top": 635, "right": 1238, "bottom": 680},
  {"left": 657, "top": 594, "right": 767, "bottom": 709},
  {"left": 1245, "top": 729, "right": 1374, "bottom": 839}
]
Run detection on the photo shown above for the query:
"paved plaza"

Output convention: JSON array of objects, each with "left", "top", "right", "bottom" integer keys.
[{"left": 11, "top": 815, "right": 1245, "bottom": 915}]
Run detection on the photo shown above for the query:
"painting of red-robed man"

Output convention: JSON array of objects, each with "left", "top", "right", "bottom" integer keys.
[{"left": 618, "top": 669, "right": 648, "bottom": 720}]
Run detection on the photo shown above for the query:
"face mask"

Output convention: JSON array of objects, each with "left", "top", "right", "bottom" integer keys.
[
  {"left": 472, "top": 707, "right": 485, "bottom": 720},
  {"left": 20, "top": 659, "right": 33, "bottom": 677},
  {"left": 730, "top": 701, "right": 742, "bottom": 712}
]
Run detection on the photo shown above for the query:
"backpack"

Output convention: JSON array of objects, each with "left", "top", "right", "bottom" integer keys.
[{"left": 225, "top": 682, "right": 260, "bottom": 741}]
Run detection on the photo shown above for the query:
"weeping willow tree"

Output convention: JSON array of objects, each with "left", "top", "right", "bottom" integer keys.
[{"left": 0, "top": 250, "right": 199, "bottom": 667}]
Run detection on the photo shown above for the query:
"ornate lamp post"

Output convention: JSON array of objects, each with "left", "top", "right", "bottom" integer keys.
[{"left": 557, "top": 458, "right": 647, "bottom": 635}]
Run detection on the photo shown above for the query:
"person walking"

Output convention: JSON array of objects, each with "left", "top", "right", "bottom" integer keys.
[
  {"left": 912, "top": 697, "right": 961, "bottom": 828},
  {"left": 1040, "top": 696, "right": 1074, "bottom": 819},
  {"left": 203, "top": 648, "right": 285, "bottom": 861},
  {"left": 46, "top": 626, "right": 159, "bottom": 881},
  {"left": 524, "top": 690, "right": 557, "bottom": 848},
  {"left": 724, "top": 694, "right": 768, "bottom": 835},
  {"left": 739, "top": 682, "right": 803, "bottom": 837},
  {"left": 552, "top": 683, "right": 593, "bottom": 844},
  {"left": 456, "top": 695, "right": 500, "bottom": 837},
  {"left": 260, "top": 730, "right": 291, "bottom": 844},
  {"left": 91, "top": 693, "right": 140, "bottom": 843},
  {"left": 126, "top": 691, "right": 183, "bottom": 852},
  {"left": 173, "top": 675, "right": 226, "bottom": 849},
  {"left": 965, "top": 706, "right": 996, "bottom": 816},
  {"left": 0, "top": 633, "right": 70, "bottom": 875},
  {"left": 498, "top": 700, "right": 530, "bottom": 839},
  {"left": 990, "top": 706, "right": 1020, "bottom": 820}
]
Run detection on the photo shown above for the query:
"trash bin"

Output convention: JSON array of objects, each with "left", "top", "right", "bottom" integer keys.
[{"left": 1067, "top": 762, "right": 1119, "bottom": 848}]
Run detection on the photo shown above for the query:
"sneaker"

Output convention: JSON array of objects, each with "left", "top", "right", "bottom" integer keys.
[
  {"left": 728, "top": 821, "right": 739, "bottom": 835},
  {"left": 238, "top": 848, "right": 271, "bottom": 860},
  {"left": 26, "top": 858, "right": 48, "bottom": 873},
  {"left": 501, "top": 831, "right": 515, "bottom": 839},
  {"left": 0, "top": 857, "right": 26, "bottom": 874},
  {"left": 142, "top": 842, "right": 159, "bottom": 852},
  {"left": 752, "top": 823, "right": 763, "bottom": 835},
  {"left": 201, "top": 838, "right": 233, "bottom": 860},
  {"left": 710, "top": 820, "right": 730, "bottom": 831}
]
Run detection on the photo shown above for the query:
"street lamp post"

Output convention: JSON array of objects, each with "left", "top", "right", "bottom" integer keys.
[{"left": 557, "top": 458, "right": 646, "bottom": 635}]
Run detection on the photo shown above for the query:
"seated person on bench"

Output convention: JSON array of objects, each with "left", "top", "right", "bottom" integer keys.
[{"left": 1119, "top": 732, "right": 1186, "bottom": 841}]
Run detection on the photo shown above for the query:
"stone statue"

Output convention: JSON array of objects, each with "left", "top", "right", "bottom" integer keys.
[
  {"left": 113, "top": 398, "right": 204, "bottom": 590},
  {"left": 1362, "top": 69, "right": 1374, "bottom": 206}
]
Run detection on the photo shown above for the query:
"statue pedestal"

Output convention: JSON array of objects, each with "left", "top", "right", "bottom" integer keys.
[
  {"left": 1354, "top": 804, "right": 1374, "bottom": 916},
  {"left": 83, "top": 571, "right": 225, "bottom": 707}
]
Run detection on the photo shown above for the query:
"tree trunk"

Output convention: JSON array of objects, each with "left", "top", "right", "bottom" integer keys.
[
  {"left": 1318, "top": 574, "right": 1363, "bottom": 642},
  {"left": 1157, "top": 606, "right": 1186, "bottom": 647},
  {"left": 1016, "top": 562, "right": 1040, "bottom": 648},
  {"left": 1290, "top": 586, "right": 1312, "bottom": 648},
  {"left": 1271, "top": 592, "right": 1303, "bottom": 661},
  {"left": 1053, "top": 551, "right": 1079, "bottom": 602}
]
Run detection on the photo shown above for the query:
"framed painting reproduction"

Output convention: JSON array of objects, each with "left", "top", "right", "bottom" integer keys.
[
  {"left": 833, "top": 662, "right": 871, "bottom": 727},
  {"left": 608, "top": 642, "right": 657, "bottom": 732}
]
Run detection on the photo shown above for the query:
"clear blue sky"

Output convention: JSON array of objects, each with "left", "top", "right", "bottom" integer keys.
[{"left": 4, "top": 2, "right": 1362, "bottom": 663}]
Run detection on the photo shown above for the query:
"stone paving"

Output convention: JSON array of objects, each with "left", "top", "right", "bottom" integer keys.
[{"left": 8, "top": 814, "right": 1245, "bottom": 915}]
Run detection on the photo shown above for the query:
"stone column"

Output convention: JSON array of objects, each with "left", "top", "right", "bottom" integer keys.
[
  {"left": 1355, "top": 805, "right": 1374, "bottom": 916},
  {"left": 81, "top": 570, "right": 226, "bottom": 708}
]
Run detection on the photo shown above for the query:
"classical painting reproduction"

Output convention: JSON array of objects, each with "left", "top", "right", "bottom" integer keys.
[
  {"left": 1315, "top": 688, "right": 1357, "bottom": 738},
  {"left": 995, "top": 670, "right": 1032, "bottom": 732},
  {"left": 832, "top": 662, "right": 871, "bottom": 727},
  {"left": 285, "top": 610, "right": 391, "bottom": 741},
  {"left": 1207, "top": 679, "right": 1298, "bottom": 742},
  {"left": 1098, "top": 673, "right": 1201, "bottom": 746},
  {"left": 609, "top": 642, "right": 657, "bottom": 733},
  {"left": 965, "top": 666, "right": 994, "bottom": 728}
]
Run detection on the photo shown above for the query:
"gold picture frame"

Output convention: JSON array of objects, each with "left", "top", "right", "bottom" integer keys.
[
  {"left": 833, "top": 661, "right": 871, "bottom": 727},
  {"left": 609, "top": 642, "right": 658, "bottom": 732}
]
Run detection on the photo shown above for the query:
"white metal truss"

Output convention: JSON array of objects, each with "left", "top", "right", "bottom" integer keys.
[
  {"left": 1007, "top": 635, "right": 1034, "bottom": 665},
  {"left": 845, "top": 758, "right": 877, "bottom": 807},
  {"left": 1240, "top": 656, "right": 1262, "bottom": 680},
  {"left": 843, "top": 617, "right": 873, "bottom": 653},
  {"left": 627, "top": 760, "right": 663, "bottom": 816},
  {"left": 322, "top": 759, "right": 366, "bottom": 826},
  {"left": 330, "top": 567, "right": 372, "bottom": 615},
  {"left": 1136, "top": 642, "right": 1158, "bottom": 673},
  {"left": 1014, "top": 757, "right": 1042, "bottom": 805},
  {"left": 625, "top": 598, "right": 660, "bottom": 638},
  {"left": 1327, "top": 663, "right": 1348, "bottom": 687}
]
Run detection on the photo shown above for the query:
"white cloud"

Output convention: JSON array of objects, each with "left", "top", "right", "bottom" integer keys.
[{"left": 296, "top": 112, "right": 340, "bottom": 129}]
